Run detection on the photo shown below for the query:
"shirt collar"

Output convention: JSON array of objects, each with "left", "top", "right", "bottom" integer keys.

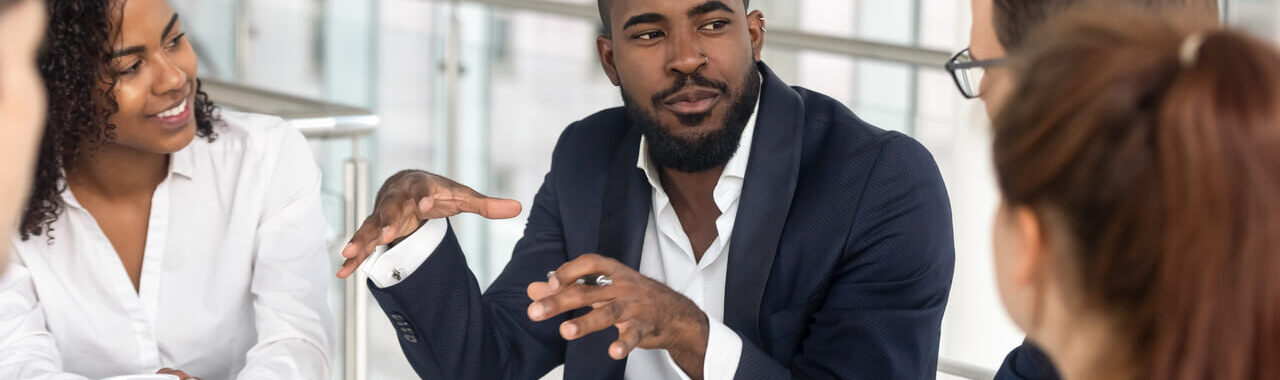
[
  {"left": 57, "top": 148, "right": 195, "bottom": 210},
  {"left": 170, "top": 145, "right": 196, "bottom": 180},
  {"left": 636, "top": 88, "right": 762, "bottom": 189}
]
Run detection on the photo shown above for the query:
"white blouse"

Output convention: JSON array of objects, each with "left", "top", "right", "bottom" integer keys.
[{"left": 0, "top": 112, "right": 333, "bottom": 380}]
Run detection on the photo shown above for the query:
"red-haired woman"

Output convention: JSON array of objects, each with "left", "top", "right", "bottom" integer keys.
[{"left": 991, "top": 8, "right": 1280, "bottom": 380}]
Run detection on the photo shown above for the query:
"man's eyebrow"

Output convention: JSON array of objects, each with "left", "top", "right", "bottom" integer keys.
[
  {"left": 688, "top": 0, "right": 734, "bottom": 17},
  {"left": 623, "top": 13, "right": 666, "bottom": 30}
]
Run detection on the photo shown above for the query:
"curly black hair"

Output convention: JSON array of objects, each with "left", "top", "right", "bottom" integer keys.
[{"left": 22, "top": 0, "right": 220, "bottom": 240}]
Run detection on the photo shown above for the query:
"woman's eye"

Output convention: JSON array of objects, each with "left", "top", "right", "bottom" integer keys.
[{"left": 120, "top": 61, "right": 141, "bottom": 75}]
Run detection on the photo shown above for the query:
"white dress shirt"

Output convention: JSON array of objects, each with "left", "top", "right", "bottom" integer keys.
[
  {"left": 365, "top": 100, "right": 760, "bottom": 380},
  {"left": 0, "top": 112, "right": 333, "bottom": 380}
]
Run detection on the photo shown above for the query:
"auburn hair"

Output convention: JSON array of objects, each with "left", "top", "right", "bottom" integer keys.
[
  {"left": 992, "top": 0, "right": 1219, "bottom": 50},
  {"left": 993, "top": 8, "right": 1280, "bottom": 380}
]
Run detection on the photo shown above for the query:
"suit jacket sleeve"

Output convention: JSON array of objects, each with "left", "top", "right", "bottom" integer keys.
[
  {"left": 367, "top": 125, "right": 581, "bottom": 379},
  {"left": 995, "top": 340, "right": 1061, "bottom": 380},
  {"left": 736, "top": 135, "right": 956, "bottom": 379}
]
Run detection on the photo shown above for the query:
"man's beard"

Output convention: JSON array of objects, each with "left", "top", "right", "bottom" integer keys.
[{"left": 623, "top": 65, "right": 762, "bottom": 174}]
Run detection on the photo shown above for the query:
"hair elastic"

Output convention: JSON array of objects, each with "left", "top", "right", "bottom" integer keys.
[{"left": 1180, "top": 32, "right": 1208, "bottom": 68}]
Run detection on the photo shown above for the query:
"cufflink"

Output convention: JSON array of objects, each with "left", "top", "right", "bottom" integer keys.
[{"left": 392, "top": 268, "right": 403, "bottom": 281}]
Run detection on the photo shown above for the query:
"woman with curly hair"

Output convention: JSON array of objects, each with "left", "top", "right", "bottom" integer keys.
[
  {"left": 0, "top": 0, "right": 47, "bottom": 271},
  {"left": 0, "top": 0, "right": 333, "bottom": 378}
]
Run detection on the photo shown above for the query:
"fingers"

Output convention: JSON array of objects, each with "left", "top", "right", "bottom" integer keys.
[
  {"left": 422, "top": 177, "right": 522, "bottom": 220},
  {"left": 423, "top": 192, "right": 522, "bottom": 220},
  {"left": 462, "top": 196, "right": 523, "bottom": 220},
  {"left": 560, "top": 301, "right": 625, "bottom": 340},
  {"left": 337, "top": 215, "right": 386, "bottom": 278},
  {"left": 528, "top": 282, "right": 613, "bottom": 322},
  {"left": 157, "top": 368, "right": 196, "bottom": 379},
  {"left": 336, "top": 256, "right": 364, "bottom": 279},
  {"left": 611, "top": 320, "right": 645, "bottom": 360},
  {"left": 342, "top": 215, "right": 388, "bottom": 258},
  {"left": 548, "top": 254, "right": 622, "bottom": 291},
  {"left": 527, "top": 280, "right": 555, "bottom": 301}
]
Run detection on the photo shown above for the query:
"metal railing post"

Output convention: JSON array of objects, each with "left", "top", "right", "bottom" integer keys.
[
  {"left": 233, "top": 0, "right": 252, "bottom": 81},
  {"left": 445, "top": 0, "right": 463, "bottom": 178},
  {"left": 343, "top": 137, "right": 370, "bottom": 380}
]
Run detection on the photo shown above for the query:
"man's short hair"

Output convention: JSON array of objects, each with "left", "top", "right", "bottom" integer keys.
[
  {"left": 597, "top": 0, "right": 751, "bottom": 37},
  {"left": 993, "top": 0, "right": 1219, "bottom": 50}
]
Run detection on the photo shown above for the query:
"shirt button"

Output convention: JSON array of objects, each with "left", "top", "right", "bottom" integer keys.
[{"left": 392, "top": 269, "right": 403, "bottom": 281}]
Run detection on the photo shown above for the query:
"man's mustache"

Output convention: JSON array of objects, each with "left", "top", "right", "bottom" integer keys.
[{"left": 650, "top": 73, "right": 731, "bottom": 107}]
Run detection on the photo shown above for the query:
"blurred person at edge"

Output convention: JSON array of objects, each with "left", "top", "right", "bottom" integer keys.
[
  {"left": 989, "top": 8, "right": 1278, "bottom": 380},
  {"left": 337, "top": 0, "right": 956, "bottom": 378},
  {"left": 948, "top": 0, "right": 1219, "bottom": 378},
  {"left": 0, "top": 0, "right": 48, "bottom": 272},
  {"left": 0, "top": 0, "right": 333, "bottom": 379}
]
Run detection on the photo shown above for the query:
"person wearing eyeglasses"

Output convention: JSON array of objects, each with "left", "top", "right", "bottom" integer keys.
[
  {"left": 991, "top": 8, "right": 1280, "bottom": 380},
  {"left": 948, "top": 0, "right": 1219, "bottom": 379}
]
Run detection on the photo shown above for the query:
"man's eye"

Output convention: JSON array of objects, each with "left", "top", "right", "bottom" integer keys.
[
  {"left": 701, "top": 20, "right": 729, "bottom": 30},
  {"left": 635, "top": 31, "right": 665, "bottom": 40}
]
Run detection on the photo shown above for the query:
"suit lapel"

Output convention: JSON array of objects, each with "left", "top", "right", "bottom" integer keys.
[
  {"left": 566, "top": 62, "right": 804, "bottom": 376},
  {"left": 565, "top": 125, "right": 650, "bottom": 380},
  {"left": 723, "top": 63, "right": 805, "bottom": 346},
  {"left": 596, "top": 125, "right": 650, "bottom": 270}
]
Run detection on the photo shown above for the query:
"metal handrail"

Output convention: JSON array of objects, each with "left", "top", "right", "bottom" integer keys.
[
  {"left": 939, "top": 356, "right": 998, "bottom": 380},
  {"left": 459, "top": 0, "right": 953, "bottom": 68},
  {"left": 200, "top": 80, "right": 380, "bottom": 138}
]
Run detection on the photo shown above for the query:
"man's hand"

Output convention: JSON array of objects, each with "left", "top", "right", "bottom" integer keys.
[
  {"left": 157, "top": 368, "right": 199, "bottom": 380},
  {"left": 336, "top": 170, "right": 523, "bottom": 278},
  {"left": 526, "top": 254, "right": 710, "bottom": 379}
]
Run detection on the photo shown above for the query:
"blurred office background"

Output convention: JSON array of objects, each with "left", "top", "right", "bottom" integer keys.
[{"left": 171, "top": 0, "right": 1255, "bottom": 378}]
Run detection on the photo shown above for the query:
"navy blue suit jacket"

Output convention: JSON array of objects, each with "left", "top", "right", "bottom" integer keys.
[
  {"left": 995, "top": 341, "right": 1061, "bottom": 380},
  {"left": 369, "top": 62, "right": 956, "bottom": 379}
]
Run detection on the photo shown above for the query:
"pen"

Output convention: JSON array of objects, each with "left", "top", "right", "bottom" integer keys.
[{"left": 546, "top": 271, "right": 613, "bottom": 287}]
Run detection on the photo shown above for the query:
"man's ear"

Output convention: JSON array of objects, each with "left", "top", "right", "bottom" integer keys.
[
  {"left": 747, "top": 10, "right": 765, "bottom": 62},
  {"left": 597, "top": 35, "right": 621, "bottom": 86}
]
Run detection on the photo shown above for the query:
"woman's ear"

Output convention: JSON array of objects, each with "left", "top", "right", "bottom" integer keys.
[{"left": 1013, "top": 206, "right": 1048, "bottom": 287}]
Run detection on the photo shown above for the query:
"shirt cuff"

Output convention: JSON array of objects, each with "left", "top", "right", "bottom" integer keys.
[
  {"left": 666, "top": 315, "right": 742, "bottom": 380},
  {"left": 362, "top": 218, "right": 448, "bottom": 288}
]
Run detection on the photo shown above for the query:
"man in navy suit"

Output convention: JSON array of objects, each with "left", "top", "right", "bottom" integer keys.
[
  {"left": 949, "top": 1, "right": 1219, "bottom": 379},
  {"left": 337, "top": 0, "right": 954, "bottom": 378}
]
